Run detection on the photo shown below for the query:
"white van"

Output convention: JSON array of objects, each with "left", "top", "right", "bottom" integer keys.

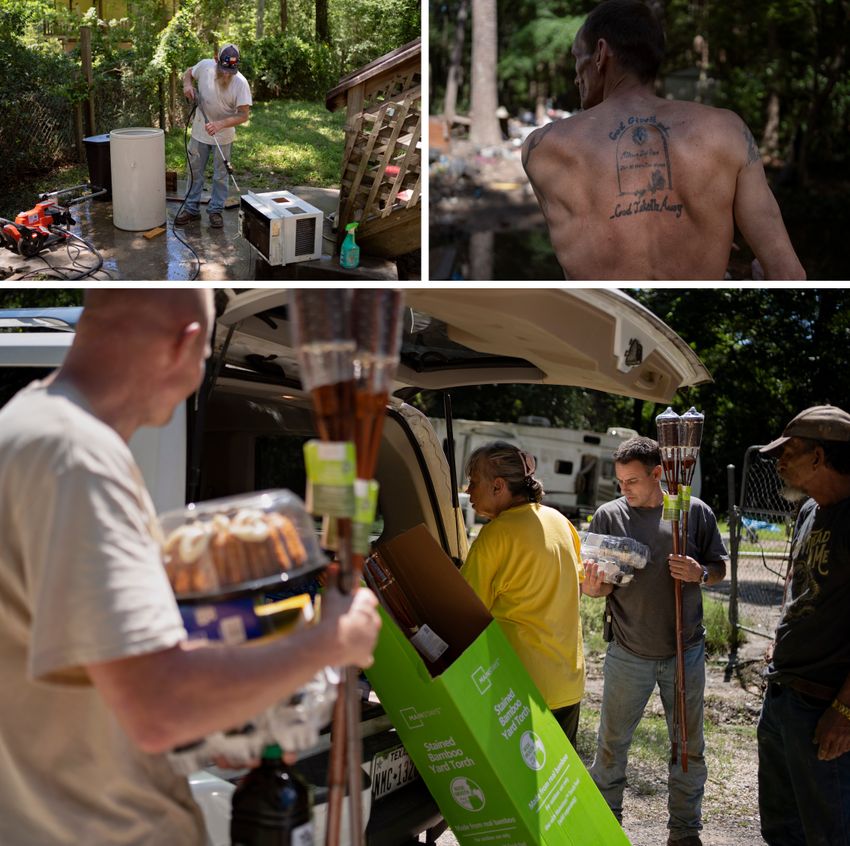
[{"left": 0, "top": 288, "right": 709, "bottom": 845}]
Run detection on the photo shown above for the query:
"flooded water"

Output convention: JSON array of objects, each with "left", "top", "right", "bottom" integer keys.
[{"left": 430, "top": 225, "right": 563, "bottom": 281}]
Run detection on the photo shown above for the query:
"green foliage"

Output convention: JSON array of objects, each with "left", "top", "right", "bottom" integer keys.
[
  {"left": 583, "top": 594, "right": 733, "bottom": 657},
  {"left": 0, "top": 290, "right": 83, "bottom": 309},
  {"left": 432, "top": 0, "right": 850, "bottom": 172},
  {"left": 152, "top": 0, "right": 205, "bottom": 75},
  {"left": 703, "top": 596, "right": 732, "bottom": 656},
  {"left": 580, "top": 594, "right": 607, "bottom": 656},
  {"left": 252, "top": 35, "right": 339, "bottom": 98},
  {"left": 630, "top": 289, "right": 850, "bottom": 510},
  {"left": 497, "top": 12, "right": 583, "bottom": 107},
  {"left": 416, "top": 382, "right": 636, "bottom": 437},
  {"left": 0, "top": 0, "right": 68, "bottom": 46},
  {"left": 331, "top": 0, "right": 420, "bottom": 74},
  {"left": 163, "top": 98, "right": 345, "bottom": 187}
]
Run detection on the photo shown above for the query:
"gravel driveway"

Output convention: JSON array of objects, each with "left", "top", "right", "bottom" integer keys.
[{"left": 419, "top": 645, "right": 766, "bottom": 846}]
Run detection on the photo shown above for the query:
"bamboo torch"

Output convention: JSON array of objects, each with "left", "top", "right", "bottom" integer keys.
[
  {"left": 655, "top": 406, "right": 687, "bottom": 771},
  {"left": 289, "top": 290, "right": 355, "bottom": 846},
  {"left": 344, "top": 289, "right": 405, "bottom": 842},
  {"left": 289, "top": 289, "right": 405, "bottom": 846}
]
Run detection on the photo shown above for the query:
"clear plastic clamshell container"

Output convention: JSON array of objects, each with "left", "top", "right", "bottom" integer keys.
[
  {"left": 159, "top": 489, "right": 327, "bottom": 603},
  {"left": 579, "top": 532, "right": 650, "bottom": 586},
  {"left": 159, "top": 491, "right": 338, "bottom": 772},
  {"left": 167, "top": 666, "right": 339, "bottom": 775}
]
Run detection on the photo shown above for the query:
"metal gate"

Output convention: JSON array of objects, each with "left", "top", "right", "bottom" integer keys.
[{"left": 726, "top": 445, "right": 801, "bottom": 661}]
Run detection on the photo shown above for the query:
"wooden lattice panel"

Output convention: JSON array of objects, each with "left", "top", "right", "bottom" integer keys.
[{"left": 326, "top": 40, "right": 421, "bottom": 257}]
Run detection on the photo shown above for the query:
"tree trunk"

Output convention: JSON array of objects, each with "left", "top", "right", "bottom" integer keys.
[
  {"left": 534, "top": 74, "right": 547, "bottom": 124},
  {"left": 762, "top": 92, "right": 780, "bottom": 162},
  {"left": 316, "top": 0, "right": 329, "bottom": 43},
  {"left": 158, "top": 77, "right": 166, "bottom": 131},
  {"left": 169, "top": 70, "right": 177, "bottom": 130},
  {"left": 469, "top": 0, "right": 501, "bottom": 146},
  {"left": 799, "top": 47, "right": 846, "bottom": 186},
  {"left": 693, "top": 34, "right": 709, "bottom": 103},
  {"left": 631, "top": 399, "right": 646, "bottom": 434},
  {"left": 761, "top": 20, "right": 780, "bottom": 162},
  {"left": 80, "top": 26, "right": 95, "bottom": 136},
  {"left": 443, "top": 0, "right": 469, "bottom": 123},
  {"left": 468, "top": 230, "right": 494, "bottom": 280},
  {"left": 256, "top": 0, "right": 265, "bottom": 39},
  {"left": 280, "top": 0, "right": 288, "bottom": 32},
  {"left": 810, "top": 290, "right": 838, "bottom": 403}
]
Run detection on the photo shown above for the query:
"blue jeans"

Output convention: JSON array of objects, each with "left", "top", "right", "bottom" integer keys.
[
  {"left": 590, "top": 640, "right": 707, "bottom": 840},
  {"left": 184, "top": 137, "right": 232, "bottom": 215},
  {"left": 758, "top": 682, "right": 850, "bottom": 845}
]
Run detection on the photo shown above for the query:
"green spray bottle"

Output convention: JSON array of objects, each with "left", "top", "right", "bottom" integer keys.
[{"left": 340, "top": 221, "right": 360, "bottom": 269}]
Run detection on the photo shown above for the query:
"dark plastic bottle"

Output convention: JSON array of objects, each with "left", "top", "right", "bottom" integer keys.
[{"left": 230, "top": 744, "right": 314, "bottom": 845}]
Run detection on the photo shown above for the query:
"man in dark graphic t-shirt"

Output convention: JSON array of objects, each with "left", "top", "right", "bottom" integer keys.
[
  {"left": 758, "top": 405, "right": 850, "bottom": 846},
  {"left": 581, "top": 436, "right": 727, "bottom": 846}
]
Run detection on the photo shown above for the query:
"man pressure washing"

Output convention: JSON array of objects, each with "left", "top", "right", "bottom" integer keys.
[{"left": 176, "top": 44, "right": 252, "bottom": 229}]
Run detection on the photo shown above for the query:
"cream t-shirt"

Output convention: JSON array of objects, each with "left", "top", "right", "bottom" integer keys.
[
  {"left": 0, "top": 379, "right": 203, "bottom": 845},
  {"left": 190, "top": 58, "right": 252, "bottom": 146}
]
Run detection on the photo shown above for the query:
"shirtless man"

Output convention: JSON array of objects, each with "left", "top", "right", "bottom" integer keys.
[{"left": 522, "top": 0, "right": 805, "bottom": 280}]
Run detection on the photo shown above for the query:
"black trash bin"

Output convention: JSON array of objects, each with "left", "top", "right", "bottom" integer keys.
[{"left": 83, "top": 133, "right": 112, "bottom": 200}]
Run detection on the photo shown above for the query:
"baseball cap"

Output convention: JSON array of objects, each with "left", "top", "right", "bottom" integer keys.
[
  {"left": 760, "top": 405, "right": 850, "bottom": 456},
  {"left": 218, "top": 44, "right": 240, "bottom": 73}
]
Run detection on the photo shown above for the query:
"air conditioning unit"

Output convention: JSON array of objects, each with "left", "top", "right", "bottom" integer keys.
[{"left": 239, "top": 190, "right": 323, "bottom": 265}]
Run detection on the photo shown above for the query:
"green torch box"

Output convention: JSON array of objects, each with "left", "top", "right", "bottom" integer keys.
[{"left": 365, "top": 524, "right": 630, "bottom": 846}]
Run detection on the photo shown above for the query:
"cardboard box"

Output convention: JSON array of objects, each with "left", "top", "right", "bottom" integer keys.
[{"left": 366, "top": 524, "right": 629, "bottom": 845}]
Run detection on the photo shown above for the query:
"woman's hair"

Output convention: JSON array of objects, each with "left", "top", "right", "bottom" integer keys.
[{"left": 465, "top": 440, "right": 545, "bottom": 503}]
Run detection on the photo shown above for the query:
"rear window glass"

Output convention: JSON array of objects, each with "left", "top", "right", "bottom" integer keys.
[
  {"left": 255, "top": 435, "right": 310, "bottom": 499},
  {"left": 0, "top": 367, "right": 51, "bottom": 410}
]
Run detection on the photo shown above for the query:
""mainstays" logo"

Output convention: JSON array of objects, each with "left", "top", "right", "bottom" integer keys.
[
  {"left": 400, "top": 705, "right": 442, "bottom": 729},
  {"left": 471, "top": 658, "right": 501, "bottom": 694}
]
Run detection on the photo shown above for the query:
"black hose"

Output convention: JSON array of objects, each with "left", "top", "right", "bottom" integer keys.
[
  {"left": 12, "top": 229, "right": 105, "bottom": 281},
  {"left": 168, "top": 100, "right": 202, "bottom": 281}
]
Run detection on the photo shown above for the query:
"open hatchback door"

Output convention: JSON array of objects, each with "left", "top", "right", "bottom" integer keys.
[{"left": 215, "top": 288, "right": 710, "bottom": 401}]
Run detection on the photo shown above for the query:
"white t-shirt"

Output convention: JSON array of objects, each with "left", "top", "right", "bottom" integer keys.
[
  {"left": 190, "top": 57, "right": 252, "bottom": 146},
  {"left": 0, "top": 380, "right": 203, "bottom": 845}
]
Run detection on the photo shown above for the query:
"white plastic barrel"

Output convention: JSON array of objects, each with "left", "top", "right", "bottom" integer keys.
[{"left": 109, "top": 128, "right": 166, "bottom": 231}]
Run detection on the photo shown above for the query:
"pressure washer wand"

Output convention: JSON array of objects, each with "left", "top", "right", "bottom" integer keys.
[{"left": 194, "top": 91, "right": 241, "bottom": 193}]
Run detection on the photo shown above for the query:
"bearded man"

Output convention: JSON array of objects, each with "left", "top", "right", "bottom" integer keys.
[
  {"left": 176, "top": 44, "right": 252, "bottom": 229},
  {"left": 757, "top": 405, "right": 850, "bottom": 846}
]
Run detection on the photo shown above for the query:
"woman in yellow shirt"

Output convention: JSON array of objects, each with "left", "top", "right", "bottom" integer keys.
[{"left": 461, "top": 441, "right": 585, "bottom": 745}]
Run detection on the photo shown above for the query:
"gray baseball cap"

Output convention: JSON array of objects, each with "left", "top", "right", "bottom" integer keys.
[{"left": 760, "top": 405, "right": 850, "bottom": 456}]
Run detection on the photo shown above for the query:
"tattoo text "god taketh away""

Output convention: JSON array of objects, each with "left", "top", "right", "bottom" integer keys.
[{"left": 610, "top": 195, "right": 684, "bottom": 219}]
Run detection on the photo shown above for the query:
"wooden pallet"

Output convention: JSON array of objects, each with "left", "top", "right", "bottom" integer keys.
[{"left": 326, "top": 39, "right": 421, "bottom": 258}]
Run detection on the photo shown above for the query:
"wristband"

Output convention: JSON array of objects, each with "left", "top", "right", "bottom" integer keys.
[{"left": 831, "top": 699, "right": 850, "bottom": 721}]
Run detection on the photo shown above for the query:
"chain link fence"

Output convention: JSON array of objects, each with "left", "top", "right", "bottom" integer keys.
[
  {"left": 2, "top": 71, "right": 171, "bottom": 205},
  {"left": 724, "top": 446, "right": 802, "bottom": 663},
  {"left": 2, "top": 91, "right": 77, "bottom": 195}
]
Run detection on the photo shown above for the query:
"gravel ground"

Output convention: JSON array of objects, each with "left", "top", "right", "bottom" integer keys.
[{"left": 423, "top": 644, "right": 767, "bottom": 846}]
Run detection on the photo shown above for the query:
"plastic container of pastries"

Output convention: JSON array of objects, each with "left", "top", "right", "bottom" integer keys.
[{"left": 159, "top": 489, "right": 327, "bottom": 603}]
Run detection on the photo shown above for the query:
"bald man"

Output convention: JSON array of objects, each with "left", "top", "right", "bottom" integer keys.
[
  {"left": 0, "top": 290, "right": 380, "bottom": 845},
  {"left": 522, "top": 0, "right": 805, "bottom": 281}
]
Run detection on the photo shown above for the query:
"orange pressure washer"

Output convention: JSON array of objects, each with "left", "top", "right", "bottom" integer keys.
[{"left": 1, "top": 184, "right": 105, "bottom": 258}]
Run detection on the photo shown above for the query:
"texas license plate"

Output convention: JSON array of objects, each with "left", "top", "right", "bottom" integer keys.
[{"left": 370, "top": 744, "right": 419, "bottom": 800}]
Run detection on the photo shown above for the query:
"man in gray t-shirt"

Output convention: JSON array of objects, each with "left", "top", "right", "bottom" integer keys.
[
  {"left": 583, "top": 436, "right": 727, "bottom": 846},
  {"left": 176, "top": 43, "right": 252, "bottom": 229}
]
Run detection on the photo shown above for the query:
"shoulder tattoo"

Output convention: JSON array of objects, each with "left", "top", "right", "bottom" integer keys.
[
  {"left": 742, "top": 125, "right": 760, "bottom": 165},
  {"left": 522, "top": 121, "right": 556, "bottom": 172}
]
